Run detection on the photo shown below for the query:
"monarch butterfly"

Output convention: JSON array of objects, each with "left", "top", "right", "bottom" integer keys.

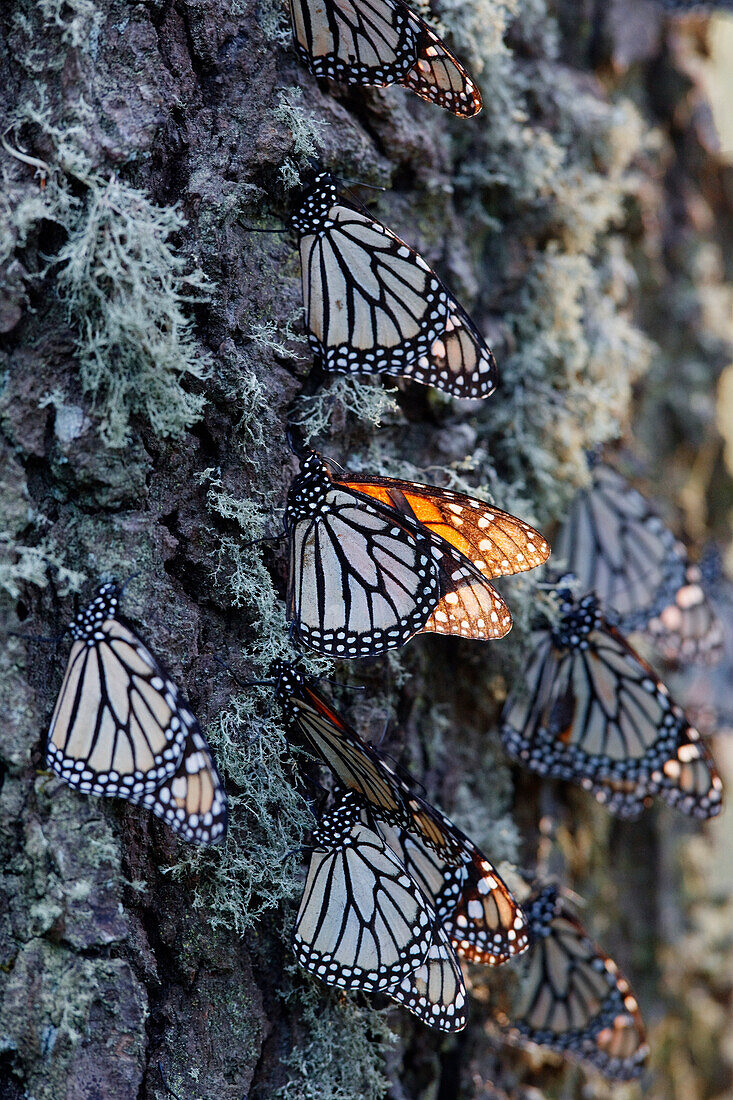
[
  {"left": 500, "top": 585, "right": 723, "bottom": 819},
  {"left": 503, "top": 885, "right": 648, "bottom": 1081},
  {"left": 290, "top": 0, "right": 482, "bottom": 117},
  {"left": 554, "top": 462, "right": 687, "bottom": 632},
  {"left": 46, "top": 582, "right": 227, "bottom": 844},
  {"left": 290, "top": 174, "right": 497, "bottom": 398},
  {"left": 275, "top": 662, "right": 529, "bottom": 965},
  {"left": 286, "top": 449, "right": 551, "bottom": 657},
  {"left": 646, "top": 557, "right": 725, "bottom": 667},
  {"left": 294, "top": 790, "right": 468, "bottom": 1031}
]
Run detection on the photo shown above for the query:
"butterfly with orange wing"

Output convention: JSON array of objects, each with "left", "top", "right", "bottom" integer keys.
[
  {"left": 285, "top": 449, "right": 551, "bottom": 657},
  {"left": 275, "top": 662, "right": 529, "bottom": 965}
]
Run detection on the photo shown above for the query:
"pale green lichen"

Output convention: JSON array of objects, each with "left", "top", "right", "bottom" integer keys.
[
  {"left": 256, "top": 0, "right": 293, "bottom": 47},
  {"left": 54, "top": 175, "right": 211, "bottom": 448},
  {"left": 274, "top": 88, "right": 329, "bottom": 190},
  {"left": 4, "top": 95, "right": 212, "bottom": 448},
  {"left": 0, "top": 537, "right": 85, "bottom": 600},
  {"left": 164, "top": 691, "right": 314, "bottom": 934},
  {"left": 291, "top": 376, "right": 402, "bottom": 439},
  {"left": 198, "top": 472, "right": 292, "bottom": 667},
  {"left": 277, "top": 963, "right": 395, "bottom": 1100},
  {"left": 35, "top": 0, "right": 103, "bottom": 49},
  {"left": 248, "top": 318, "right": 309, "bottom": 362}
]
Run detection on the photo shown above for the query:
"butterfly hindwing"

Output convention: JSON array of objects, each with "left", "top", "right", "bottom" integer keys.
[
  {"left": 421, "top": 557, "right": 513, "bottom": 640},
  {"left": 647, "top": 561, "right": 725, "bottom": 667},
  {"left": 130, "top": 727, "right": 227, "bottom": 845},
  {"left": 387, "top": 925, "right": 468, "bottom": 1032}
]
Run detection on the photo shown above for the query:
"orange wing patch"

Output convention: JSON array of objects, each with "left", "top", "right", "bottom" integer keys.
[
  {"left": 342, "top": 476, "right": 550, "bottom": 582},
  {"left": 421, "top": 568, "right": 512, "bottom": 640}
]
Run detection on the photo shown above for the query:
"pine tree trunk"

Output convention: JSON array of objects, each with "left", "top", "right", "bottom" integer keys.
[{"left": 1, "top": 1, "right": 731, "bottom": 1098}]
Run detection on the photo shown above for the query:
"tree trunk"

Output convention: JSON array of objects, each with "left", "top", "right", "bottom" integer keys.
[{"left": 1, "top": 1, "right": 731, "bottom": 1098}]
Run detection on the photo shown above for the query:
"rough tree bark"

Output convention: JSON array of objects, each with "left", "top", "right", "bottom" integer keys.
[{"left": 1, "top": 1, "right": 732, "bottom": 1099}]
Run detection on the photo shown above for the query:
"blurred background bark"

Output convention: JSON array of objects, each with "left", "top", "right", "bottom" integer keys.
[{"left": 1, "top": 1, "right": 732, "bottom": 1098}]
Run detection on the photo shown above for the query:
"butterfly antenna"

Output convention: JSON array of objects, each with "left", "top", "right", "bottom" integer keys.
[
  {"left": 237, "top": 212, "right": 288, "bottom": 233},
  {"left": 212, "top": 654, "right": 276, "bottom": 691},
  {"left": 337, "top": 177, "right": 387, "bottom": 192},
  {"left": 118, "top": 571, "right": 142, "bottom": 598},
  {"left": 241, "top": 526, "right": 287, "bottom": 550},
  {"left": 558, "top": 884, "right": 586, "bottom": 909},
  {"left": 375, "top": 718, "right": 390, "bottom": 749},
  {"left": 283, "top": 843, "right": 316, "bottom": 859},
  {"left": 318, "top": 677, "right": 366, "bottom": 693},
  {"left": 7, "top": 629, "right": 67, "bottom": 646},
  {"left": 239, "top": 225, "right": 288, "bottom": 233}
]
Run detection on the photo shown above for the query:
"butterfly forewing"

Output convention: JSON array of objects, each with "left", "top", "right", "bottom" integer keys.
[
  {"left": 48, "top": 590, "right": 188, "bottom": 798},
  {"left": 291, "top": 177, "right": 496, "bottom": 398},
  {"left": 555, "top": 463, "right": 687, "bottom": 631},
  {"left": 290, "top": 0, "right": 481, "bottom": 117},
  {"left": 294, "top": 793, "right": 435, "bottom": 991},
  {"left": 500, "top": 591, "right": 723, "bottom": 819},
  {"left": 338, "top": 475, "right": 551, "bottom": 581},
  {"left": 507, "top": 886, "right": 649, "bottom": 1081},
  {"left": 276, "top": 670, "right": 416, "bottom": 826}
]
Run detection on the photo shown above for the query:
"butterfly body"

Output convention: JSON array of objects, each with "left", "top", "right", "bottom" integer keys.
[
  {"left": 501, "top": 590, "right": 723, "bottom": 819},
  {"left": 47, "top": 583, "right": 227, "bottom": 844},
  {"left": 291, "top": 176, "right": 497, "bottom": 398}
]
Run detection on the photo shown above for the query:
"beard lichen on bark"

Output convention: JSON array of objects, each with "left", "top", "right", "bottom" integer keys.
[{"left": 1, "top": 0, "right": 731, "bottom": 1096}]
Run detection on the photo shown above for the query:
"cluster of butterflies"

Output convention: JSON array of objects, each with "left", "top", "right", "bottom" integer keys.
[
  {"left": 37, "top": 0, "right": 728, "bottom": 1079},
  {"left": 42, "top": 589, "right": 650, "bottom": 1074},
  {"left": 41, "top": 440, "right": 724, "bottom": 1078}
]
